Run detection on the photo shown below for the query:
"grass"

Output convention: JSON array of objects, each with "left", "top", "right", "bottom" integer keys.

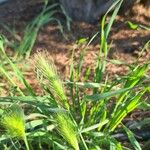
[
  {"left": 0, "top": 0, "right": 150, "bottom": 149},
  {"left": 1, "top": 104, "right": 30, "bottom": 150},
  {"left": 1, "top": 0, "right": 70, "bottom": 59}
]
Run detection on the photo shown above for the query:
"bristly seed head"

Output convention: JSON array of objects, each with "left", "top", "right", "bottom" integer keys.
[
  {"left": 55, "top": 113, "right": 79, "bottom": 150},
  {"left": 33, "top": 52, "right": 70, "bottom": 110},
  {"left": 0, "top": 104, "right": 26, "bottom": 139}
]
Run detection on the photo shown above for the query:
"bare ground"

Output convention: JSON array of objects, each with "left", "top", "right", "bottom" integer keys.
[{"left": 0, "top": 2, "right": 149, "bottom": 93}]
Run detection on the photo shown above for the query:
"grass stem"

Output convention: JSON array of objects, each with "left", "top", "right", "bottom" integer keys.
[
  {"left": 24, "top": 135, "right": 30, "bottom": 150},
  {"left": 79, "top": 132, "right": 88, "bottom": 150}
]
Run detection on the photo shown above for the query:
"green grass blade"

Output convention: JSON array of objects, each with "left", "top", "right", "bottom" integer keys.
[
  {"left": 0, "top": 37, "right": 35, "bottom": 96},
  {"left": 85, "top": 87, "right": 132, "bottom": 102},
  {"left": 112, "top": 64, "right": 149, "bottom": 117},
  {"left": 108, "top": 88, "right": 148, "bottom": 132},
  {"left": 105, "top": 0, "right": 123, "bottom": 38},
  {"left": 80, "top": 119, "right": 109, "bottom": 133},
  {"left": 0, "top": 65, "right": 24, "bottom": 96},
  {"left": 109, "top": 137, "right": 123, "bottom": 150},
  {"left": 123, "top": 125, "right": 142, "bottom": 150},
  {"left": 94, "top": 0, "right": 123, "bottom": 89}
]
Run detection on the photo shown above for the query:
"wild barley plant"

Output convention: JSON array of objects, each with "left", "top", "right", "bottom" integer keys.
[
  {"left": 34, "top": 52, "right": 79, "bottom": 149},
  {"left": 55, "top": 113, "right": 79, "bottom": 150},
  {"left": 0, "top": 104, "right": 29, "bottom": 150},
  {"left": 34, "top": 52, "right": 69, "bottom": 110}
]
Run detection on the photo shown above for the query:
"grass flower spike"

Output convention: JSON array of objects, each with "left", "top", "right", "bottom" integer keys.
[
  {"left": 1, "top": 104, "right": 29, "bottom": 150},
  {"left": 55, "top": 113, "right": 79, "bottom": 150},
  {"left": 1, "top": 104, "right": 25, "bottom": 139},
  {"left": 34, "top": 52, "right": 69, "bottom": 110}
]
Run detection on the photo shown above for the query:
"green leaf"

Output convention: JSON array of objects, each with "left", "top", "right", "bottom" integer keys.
[
  {"left": 81, "top": 120, "right": 109, "bottom": 133},
  {"left": 128, "top": 118, "right": 150, "bottom": 130},
  {"left": 109, "top": 137, "right": 122, "bottom": 150},
  {"left": 76, "top": 38, "right": 88, "bottom": 45},
  {"left": 85, "top": 87, "right": 132, "bottom": 101},
  {"left": 108, "top": 90, "right": 145, "bottom": 131},
  {"left": 27, "top": 131, "right": 46, "bottom": 137},
  {"left": 138, "top": 101, "right": 150, "bottom": 110},
  {"left": 26, "top": 119, "right": 46, "bottom": 130},
  {"left": 123, "top": 125, "right": 142, "bottom": 150},
  {"left": 65, "top": 81, "right": 111, "bottom": 89},
  {"left": 127, "top": 21, "right": 139, "bottom": 30}
]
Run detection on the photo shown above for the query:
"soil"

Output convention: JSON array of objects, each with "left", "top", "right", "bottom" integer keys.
[{"left": 0, "top": 1, "right": 150, "bottom": 91}]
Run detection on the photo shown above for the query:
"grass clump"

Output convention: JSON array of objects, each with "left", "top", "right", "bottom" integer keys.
[
  {"left": 0, "top": 0, "right": 149, "bottom": 149},
  {"left": 1, "top": 1, "right": 69, "bottom": 58}
]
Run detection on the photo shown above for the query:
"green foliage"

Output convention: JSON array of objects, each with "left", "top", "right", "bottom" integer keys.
[
  {"left": 127, "top": 21, "right": 150, "bottom": 31},
  {"left": 16, "top": 3, "right": 62, "bottom": 58},
  {"left": 123, "top": 124, "right": 142, "bottom": 150},
  {"left": 1, "top": 1, "right": 69, "bottom": 58},
  {"left": 127, "top": 21, "right": 139, "bottom": 30},
  {"left": 0, "top": 36, "right": 35, "bottom": 96},
  {"left": 0, "top": 0, "right": 149, "bottom": 149}
]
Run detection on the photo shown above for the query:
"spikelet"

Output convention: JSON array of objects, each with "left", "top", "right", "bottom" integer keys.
[
  {"left": 1, "top": 104, "right": 26, "bottom": 139},
  {"left": 55, "top": 113, "right": 79, "bottom": 150},
  {"left": 33, "top": 52, "right": 69, "bottom": 110}
]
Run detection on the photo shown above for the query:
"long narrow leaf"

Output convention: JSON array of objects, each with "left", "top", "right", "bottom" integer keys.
[{"left": 123, "top": 125, "right": 142, "bottom": 150}]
